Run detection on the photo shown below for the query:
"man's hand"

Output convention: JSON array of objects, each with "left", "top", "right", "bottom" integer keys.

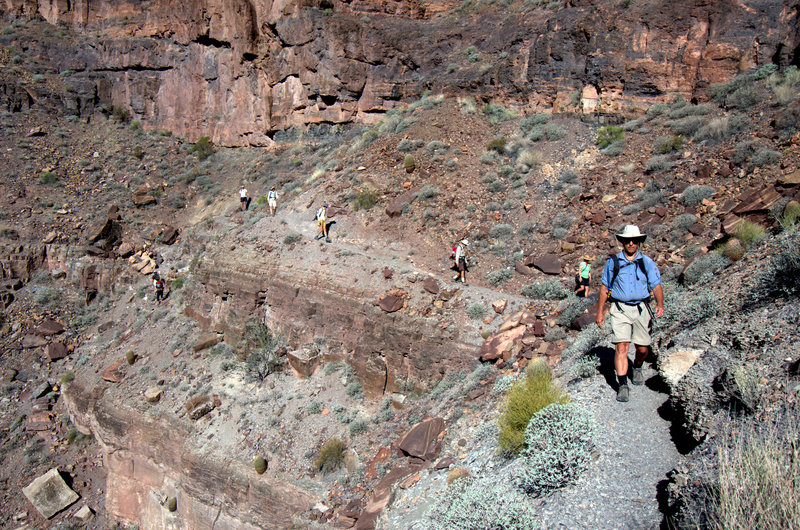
[
  {"left": 655, "top": 306, "right": 664, "bottom": 318},
  {"left": 596, "top": 312, "right": 605, "bottom": 328}
]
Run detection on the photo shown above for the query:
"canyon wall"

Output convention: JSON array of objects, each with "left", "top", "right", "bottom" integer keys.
[{"left": 3, "top": 0, "right": 798, "bottom": 145}]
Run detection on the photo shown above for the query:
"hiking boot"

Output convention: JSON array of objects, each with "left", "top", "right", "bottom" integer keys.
[
  {"left": 616, "top": 385, "right": 630, "bottom": 402},
  {"left": 632, "top": 366, "right": 644, "bottom": 385},
  {"left": 460, "top": 277, "right": 465, "bottom": 283},
  {"left": 453, "top": 274, "right": 460, "bottom": 281},
  {"left": 325, "top": 237, "right": 331, "bottom": 243}
]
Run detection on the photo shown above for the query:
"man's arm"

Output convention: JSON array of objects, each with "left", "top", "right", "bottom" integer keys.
[
  {"left": 652, "top": 283, "right": 664, "bottom": 318},
  {"left": 596, "top": 285, "right": 609, "bottom": 327}
]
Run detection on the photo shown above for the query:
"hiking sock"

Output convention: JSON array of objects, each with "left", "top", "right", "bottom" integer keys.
[{"left": 618, "top": 374, "right": 628, "bottom": 387}]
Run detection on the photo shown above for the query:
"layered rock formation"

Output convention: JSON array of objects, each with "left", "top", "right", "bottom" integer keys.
[
  {"left": 185, "top": 244, "right": 480, "bottom": 397},
  {"left": 2, "top": 0, "right": 798, "bottom": 145},
  {"left": 63, "top": 377, "right": 315, "bottom": 529}
]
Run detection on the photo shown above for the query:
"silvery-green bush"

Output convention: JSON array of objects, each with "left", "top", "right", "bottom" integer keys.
[
  {"left": 423, "top": 477, "right": 539, "bottom": 530},
  {"left": 514, "top": 403, "right": 595, "bottom": 496}
]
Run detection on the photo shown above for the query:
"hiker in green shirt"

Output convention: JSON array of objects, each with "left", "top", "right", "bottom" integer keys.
[{"left": 575, "top": 255, "right": 592, "bottom": 297}]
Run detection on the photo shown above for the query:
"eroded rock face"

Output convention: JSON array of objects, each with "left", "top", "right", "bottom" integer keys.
[
  {"left": 3, "top": 0, "right": 796, "bottom": 145},
  {"left": 184, "top": 247, "right": 478, "bottom": 398},
  {"left": 62, "top": 379, "right": 315, "bottom": 529}
]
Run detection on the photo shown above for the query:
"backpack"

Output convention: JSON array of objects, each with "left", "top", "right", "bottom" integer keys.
[
  {"left": 155, "top": 279, "right": 163, "bottom": 289},
  {"left": 608, "top": 254, "right": 649, "bottom": 298}
]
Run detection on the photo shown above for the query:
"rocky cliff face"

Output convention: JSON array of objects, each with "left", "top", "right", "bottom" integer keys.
[
  {"left": 3, "top": 0, "right": 798, "bottom": 145},
  {"left": 184, "top": 243, "right": 480, "bottom": 397}
]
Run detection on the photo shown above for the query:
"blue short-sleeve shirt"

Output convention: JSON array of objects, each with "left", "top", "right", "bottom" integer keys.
[{"left": 601, "top": 251, "right": 662, "bottom": 303}]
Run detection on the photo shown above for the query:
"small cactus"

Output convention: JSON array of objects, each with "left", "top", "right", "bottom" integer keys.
[
  {"left": 254, "top": 456, "right": 268, "bottom": 474},
  {"left": 167, "top": 497, "right": 177, "bottom": 512},
  {"left": 125, "top": 350, "right": 136, "bottom": 365},
  {"left": 404, "top": 155, "right": 415, "bottom": 174}
]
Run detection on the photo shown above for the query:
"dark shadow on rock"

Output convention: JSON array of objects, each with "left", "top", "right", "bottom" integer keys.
[
  {"left": 657, "top": 475, "right": 677, "bottom": 530},
  {"left": 594, "top": 346, "right": 618, "bottom": 390},
  {"left": 325, "top": 220, "right": 336, "bottom": 236},
  {"left": 644, "top": 372, "right": 671, "bottom": 394},
  {"left": 656, "top": 399, "right": 702, "bottom": 455}
]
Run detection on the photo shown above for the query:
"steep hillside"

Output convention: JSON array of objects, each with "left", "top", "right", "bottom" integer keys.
[{"left": 0, "top": 5, "right": 799, "bottom": 530}]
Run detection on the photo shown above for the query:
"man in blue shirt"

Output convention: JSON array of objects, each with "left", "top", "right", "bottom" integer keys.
[{"left": 595, "top": 225, "right": 665, "bottom": 402}]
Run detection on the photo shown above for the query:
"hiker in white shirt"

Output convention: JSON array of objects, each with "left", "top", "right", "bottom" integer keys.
[
  {"left": 315, "top": 203, "right": 330, "bottom": 242},
  {"left": 239, "top": 185, "right": 248, "bottom": 211},
  {"left": 267, "top": 186, "right": 278, "bottom": 216}
]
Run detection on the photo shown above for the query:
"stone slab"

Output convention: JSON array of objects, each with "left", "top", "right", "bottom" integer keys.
[{"left": 22, "top": 468, "right": 79, "bottom": 519}]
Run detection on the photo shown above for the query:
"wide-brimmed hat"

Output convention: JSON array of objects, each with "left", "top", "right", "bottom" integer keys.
[
  {"left": 461, "top": 239, "right": 469, "bottom": 245},
  {"left": 616, "top": 224, "right": 647, "bottom": 241}
]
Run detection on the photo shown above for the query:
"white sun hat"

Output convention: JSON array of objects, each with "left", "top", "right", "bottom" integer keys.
[{"left": 616, "top": 224, "right": 647, "bottom": 241}]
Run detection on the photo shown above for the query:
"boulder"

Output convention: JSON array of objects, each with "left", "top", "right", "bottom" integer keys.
[
  {"left": 193, "top": 333, "right": 222, "bottom": 353},
  {"left": 385, "top": 189, "right": 417, "bottom": 218},
  {"left": 117, "top": 242, "right": 134, "bottom": 257},
  {"left": 531, "top": 254, "right": 562, "bottom": 275},
  {"left": 661, "top": 348, "right": 704, "bottom": 388},
  {"left": 21, "top": 334, "right": 48, "bottom": 348},
  {"left": 378, "top": 293, "right": 405, "bottom": 313},
  {"left": 382, "top": 268, "right": 393, "bottom": 279},
  {"left": 144, "top": 386, "right": 162, "bottom": 403},
  {"left": 87, "top": 218, "right": 122, "bottom": 246},
  {"left": 731, "top": 187, "right": 783, "bottom": 215},
  {"left": 160, "top": 226, "right": 179, "bottom": 245},
  {"left": 35, "top": 319, "right": 65, "bottom": 336},
  {"left": 514, "top": 261, "right": 532, "bottom": 276},
  {"left": 479, "top": 325, "right": 526, "bottom": 361},
  {"left": 777, "top": 169, "right": 800, "bottom": 186},
  {"left": 422, "top": 276, "right": 439, "bottom": 294},
  {"left": 102, "top": 359, "right": 126, "bottom": 383},
  {"left": 45, "top": 342, "right": 68, "bottom": 361},
  {"left": 287, "top": 347, "right": 321, "bottom": 378},
  {"left": 133, "top": 194, "right": 157, "bottom": 207},
  {"left": 22, "top": 468, "right": 79, "bottom": 519},
  {"left": 492, "top": 299, "right": 507, "bottom": 314},
  {"left": 571, "top": 313, "right": 596, "bottom": 331},
  {"left": 397, "top": 417, "right": 445, "bottom": 459}
]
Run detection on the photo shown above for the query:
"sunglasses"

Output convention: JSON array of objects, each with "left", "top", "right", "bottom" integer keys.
[{"left": 620, "top": 238, "right": 644, "bottom": 244}]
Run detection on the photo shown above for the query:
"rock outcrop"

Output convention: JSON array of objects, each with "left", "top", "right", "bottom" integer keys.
[{"left": 2, "top": 0, "right": 797, "bottom": 145}]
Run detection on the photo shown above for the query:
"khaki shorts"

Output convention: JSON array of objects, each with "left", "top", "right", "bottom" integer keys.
[{"left": 609, "top": 302, "right": 652, "bottom": 346}]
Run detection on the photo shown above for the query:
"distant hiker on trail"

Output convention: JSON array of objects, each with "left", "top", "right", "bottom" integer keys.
[
  {"left": 153, "top": 272, "right": 164, "bottom": 303},
  {"left": 239, "top": 185, "right": 249, "bottom": 211},
  {"left": 575, "top": 255, "right": 592, "bottom": 297},
  {"left": 267, "top": 186, "right": 278, "bottom": 216},
  {"left": 453, "top": 239, "right": 469, "bottom": 284},
  {"left": 315, "top": 203, "right": 330, "bottom": 242},
  {"left": 595, "top": 225, "right": 664, "bottom": 403}
]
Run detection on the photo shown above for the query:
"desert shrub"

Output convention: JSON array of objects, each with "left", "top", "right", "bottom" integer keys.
[
  {"left": 349, "top": 418, "right": 369, "bottom": 435},
  {"left": 646, "top": 102, "right": 669, "bottom": 118},
  {"left": 486, "top": 268, "right": 513, "bottom": 285},
  {"left": 514, "top": 403, "right": 595, "bottom": 495},
  {"left": 486, "top": 201, "right": 501, "bottom": 211},
  {"left": 638, "top": 181, "right": 666, "bottom": 207},
  {"left": 683, "top": 252, "right": 731, "bottom": 285},
  {"left": 517, "top": 149, "right": 543, "bottom": 168},
  {"left": 682, "top": 184, "right": 716, "bottom": 206},
  {"left": 750, "top": 148, "right": 781, "bottom": 168},
  {"left": 518, "top": 221, "right": 536, "bottom": 236},
  {"left": 39, "top": 171, "right": 58, "bottom": 184},
  {"left": 666, "top": 116, "right": 705, "bottom": 136},
  {"left": 645, "top": 154, "right": 673, "bottom": 173},
  {"left": 467, "top": 303, "right": 486, "bottom": 320},
  {"left": 621, "top": 203, "right": 643, "bottom": 215},
  {"left": 733, "top": 219, "right": 766, "bottom": 249},
  {"left": 423, "top": 477, "right": 539, "bottom": 530},
  {"left": 112, "top": 105, "right": 130, "bottom": 123},
  {"left": 487, "top": 179, "right": 506, "bottom": 193},
  {"left": 521, "top": 279, "right": 568, "bottom": 300},
  {"left": 191, "top": 136, "right": 216, "bottom": 161},
  {"left": 722, "top": 238, "right": 746, "bottom": 261},
  {"left": 283, "top": 232, "right": 302, "bottom": 244},
  {"left": 708, "top": 416, "right": 800, "bottom": 529},
  {"left": 427, "top": 140, "right": 449, "bottom": 154},
  {"left": 306, "top": 401, "right": 322, "bottom": 414},
  {"left": 489, "top": 223, "right": 514, "bottom": 239},
  {"left": 397, "top": 139, "right": 421, "bottom": 152},
  {"left": 458, "top": 96, "right": 478, "bottom": 114},
  {"left": 498, "top": 360, "right": 569, "bottom": 454},
  {"left": 600, "top": 140, "right": 626, "bottom": 156},
  {"left": 345, "top": 381, "right": 363, "bottom": 398},
  {"left": 780, "top": 201, "right": 800, "bottom": 229},
  {"left": 416, "top": 185, "right": 440, "bottom": 201},
  {"left": 773, "top": 104, "right": 800, "bottom": 136},
  {"left": 672, "top": 213, "right": 698, "bottom": 233},
  {"left": 520, "top": 113, "right": 550, "bottom": 133},
  {"left": 694, "top": 114, "right": 749, "bottom": 142},
  {"left": 482, "top": 103, "right": 516, "bottom": 124},
  {"left": 353, "top": 189, "right": 378, "bottom": 211},
  {"left": 553, "top": 169, "right": 579, "bottom": 192},
  {"left": 555, "top": 295, "right": 594, "bottom": 327},
  {"left": 726, "top": 84, "right": 760, "bottom": 109},
  {"left": 564, "top": 184, "right": 583, "bottom": 198},
  {"left": 569, "top": 354, "right": 600, "bottom": 379},
  {"left": 315, "top": 438, "right": 346, "bottom": 472},
  {"left": 59, "top": 371, "right": 75, "bottom": 384},
  {"left": 623, "top": 116, "right": 647, "bottom": 131},
  {"left": 667, "top": 103, "right": 714, "bottom": 119},
  {"left": 653, "top": 135, "right": 683, "bottom": 154},
  {"left": 596, "top": 126, "right": 624, "bottom": 148},
  {"left": 543, "top": 123, "right": 566, "bottom": 141},
  {"left": 486, "top": 136, "right": 507, "bottom": 153},
  {"left": 244, "top": 321, "right": 287, "bottom": 381}
]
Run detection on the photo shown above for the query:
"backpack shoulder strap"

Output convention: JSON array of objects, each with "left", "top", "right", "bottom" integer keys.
[
  {"left": 637, "top": 255, "right": 651, "bottom": 288},
  {"left": 608, "top": 254, "right": 620, "bottom": 291}
]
